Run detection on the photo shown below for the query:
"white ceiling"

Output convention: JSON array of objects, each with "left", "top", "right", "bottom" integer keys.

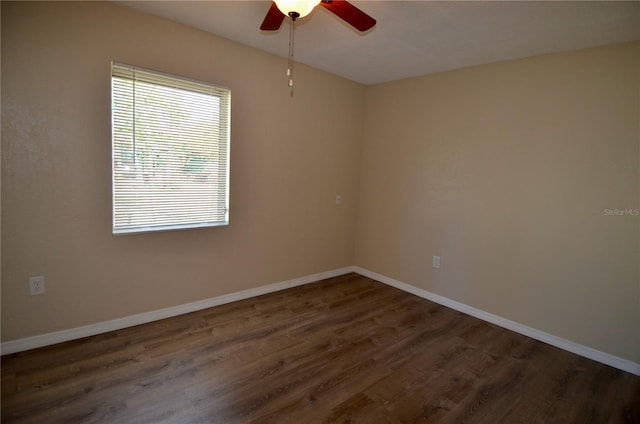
[{"left": 118, "top": 1, "right": 640, "bottom": 85}]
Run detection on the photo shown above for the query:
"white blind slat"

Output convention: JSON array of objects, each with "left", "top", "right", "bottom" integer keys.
[{"left": 111, "top": 62, "right": 230, "bottom": 234}]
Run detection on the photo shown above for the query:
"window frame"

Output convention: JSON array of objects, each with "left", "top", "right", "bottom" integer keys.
[{"left": 110, "top": 62, "right": 231, "bottom": 235}]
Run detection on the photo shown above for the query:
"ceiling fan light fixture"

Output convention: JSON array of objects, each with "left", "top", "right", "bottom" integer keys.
[{"left": 274, "top": 0, "right": 321, "bottom": 19}]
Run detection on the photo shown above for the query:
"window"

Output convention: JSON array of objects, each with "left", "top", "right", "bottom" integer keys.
[{"left": 111, "top": 63, "right": 230, "bottom": 234}]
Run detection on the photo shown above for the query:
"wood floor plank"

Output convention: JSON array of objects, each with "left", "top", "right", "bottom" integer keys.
[{"left": 2, "top": 273, "right": 639, "bottom": 423}]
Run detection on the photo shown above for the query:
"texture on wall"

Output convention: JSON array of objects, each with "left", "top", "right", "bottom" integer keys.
[
  {"left": 1, "top": 1, "right": 364, "bottom": 341},
  {"left": 356, "top": 42, "right": 640, "bottom": 363}
]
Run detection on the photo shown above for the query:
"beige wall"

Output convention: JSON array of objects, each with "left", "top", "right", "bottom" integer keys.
[
  {"left": 356, "top": 42, "right": 640, "bottom": 362},
  {"left": 1, "top": 2, "right": 364, "bottom": 340},
  {"left": 2, "top": 2, "right": 639, "bottom": 365}
]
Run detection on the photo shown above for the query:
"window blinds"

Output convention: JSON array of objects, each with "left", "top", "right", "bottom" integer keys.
[{"left": 111, "top": 63, "right": 230, "bottom": 234}]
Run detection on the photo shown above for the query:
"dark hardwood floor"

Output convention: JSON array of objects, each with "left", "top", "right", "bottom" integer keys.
[{"left": 2, "top": 273, "right": 639, "bottom": 423}]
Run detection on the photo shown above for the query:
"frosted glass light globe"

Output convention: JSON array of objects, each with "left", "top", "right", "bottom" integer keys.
[{"left": 274, "top": 0, "right": 321, "bottom": 18}]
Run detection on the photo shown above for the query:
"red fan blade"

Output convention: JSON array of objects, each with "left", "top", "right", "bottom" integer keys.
[
  {"left": 320, "top": 0, "right": 376, "bottom": 32},
  {"left": 260, "top": 2, "right": 286, "bottom": 31}
]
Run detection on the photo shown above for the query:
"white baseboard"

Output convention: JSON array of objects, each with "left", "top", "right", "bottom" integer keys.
[
  {"left": 354, "top": 266, "right": 640, "bottom": 376},
  {"left": 0, "top": 266, "right": 356, "bottom": 356},
  {"left": 4, "top": 265, "right": 638, "bottom": 377}
]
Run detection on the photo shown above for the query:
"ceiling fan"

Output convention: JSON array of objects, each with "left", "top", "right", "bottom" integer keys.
[
  {"left": 260, "top": 0, "right": 376, "bottom": 32},
  {"left": 261, "top": 0, "right": 376, "bottom": 92}
]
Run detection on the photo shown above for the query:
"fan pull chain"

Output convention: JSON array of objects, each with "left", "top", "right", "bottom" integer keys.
[{"left": 288, "top": 17, "right": 295, "bottom": 96}]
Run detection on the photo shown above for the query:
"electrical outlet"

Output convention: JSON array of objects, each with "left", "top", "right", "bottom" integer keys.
[
  {"left": 336, "top": 194, "right": 342, "bottom": 205},
  {"left": 432, "top": 256, "right": 441, "bottom": 269},
  {"left": 29, "top": 276, "right": 46, "bottom": 296}
]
